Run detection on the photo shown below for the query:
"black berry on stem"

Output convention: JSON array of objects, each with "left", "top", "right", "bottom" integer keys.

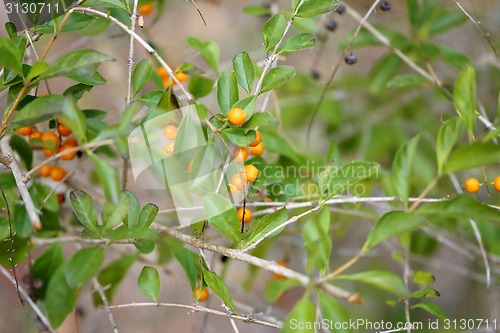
[
  {"left": 344, "top": 52, "right": 358, "bottom": 65},
  {"left": 380, "top": 1, "right": 391, "bottom": 11}
]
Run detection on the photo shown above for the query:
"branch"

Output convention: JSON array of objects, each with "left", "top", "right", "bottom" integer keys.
[
  {"left": 92, "top": 277, "right": 120, "bottom": 333},
  {"left": 102, "top": 302, "right": 281, "bottom": 329},
  {"left": 0, "top": 266, "right": 56, "bottom": 333},
  {"left": 155, "top": 226, "right": 357, "bottom": 302},
  {"left": 71, "top": 7, "right": 193, "bottom": 103},
  {"left": 0, "top": 136, "right": 41, "bottom": 230}
]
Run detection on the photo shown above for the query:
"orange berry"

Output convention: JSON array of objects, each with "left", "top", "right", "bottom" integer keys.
[
  {"left": 41, "top": 132, "right": 60, "bottom": 149},
  {"left": 38, "top": 165, "right": 52, "bottom": 177},
  {"left": 29, "top": 130, "right": 43, "bottom": 143},
  {"left": 193, "top": 286, "right": 209, "bottom": 302},
  {"left": 163, "top": 124, "right": 177, "bottom": 140},
  {"left": 63, "top": 138, "right": 79, "bottom": 147},
  {"left": 232, "top": 147, "right": 248, "bottom": 164},
  {"left": 230, "top": 173, "right": 246, "bottom": 191},
  {"left": 249, "top": 142, "right": 264, "bottom": 157},
  {"left": 155, "top": 67, "right": 168, "bottom": 80},
  {"left": 50, "top": 166, "right": 67, "bottom": 181},
  {"left": 228, "top": 183, "right": 238, "bottom": 194},
  {"left": 43, "top": 148, "right": 53, "bottom": 157},
  {"left": 243, "top": 164, "right": 258, "bottom": 182},
  {"left": 162, "top": 142, "right": 175, "bottom": 155},
  {"left": 493, "top": 176, "right": 500, "bottom": 192},
  {"left": 237, "top": 208, "right": 252, "bottom": 224},
  {"left": 464, "top": 178, "right": 480, "bottom": 193},
  {"left": 273, "top": 260, "right": 287, "bottom": 280},
  {"left": 249, "top": 130, "right": 262, "bottom": 147},
  {"left": 58, "top": 145, "right": 77, "bottom": 160},
  {"left": 57, "top": 123, "right": 72, "bottom": 136},
  {"left": 227, "top": 108, "right": 247, "bottom": 126},
  {"left": 16, "top": 126, "right": 33, "bottom": 136},
  {"left": 57, "top": 193, "right": 65, "bottom": 204},
  {"left": 137, "top": 3, "right": 154, "bottom": 15},
  {"left": 174, "top": 72, "right": 189, "bottom": 84}
]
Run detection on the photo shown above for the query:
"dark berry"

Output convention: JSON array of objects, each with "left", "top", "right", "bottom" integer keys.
[
  {"left": 344, "top": 52, "right": 358, "bottom": 65},
  {"left": 310, "top": 69, "right": 321, "bottom": 80},
  {"left": 325, "top": 19, "right": 337, "bottom": 32},
  {"left": 380, "top": 1, "right": 391, "bottom": 11},
  {"left": 336, "top": 4, "right": 346, "bottom": 15}
]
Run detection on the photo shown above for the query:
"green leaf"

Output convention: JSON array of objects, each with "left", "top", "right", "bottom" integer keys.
[
  {"left": 201, "top": 266, "right": 237, "bottom": 314},
  {"left": 222, "top": 128, "right": 256, "bottom": 147},
  {"left": 26, "top": 60, "right": 48, "bottom": 81},
  {"left": 102, "top": 191, "right": 130, "bottom": 230},
  {"left": 264, "top": 278, "right": 301, "bottom": 303},
  {"left": 319, "top": 293, "right": 353, "bottom": 333},
  {"left": 243, "top": 5, "right": 271, "bottom": 16},
  {"left": 216, "top": 70, "right": 239, "bottom": 115},
  {"left": 387, "top": 73, "right": 429, "bottom": 88},
  {"left": 335, "top": 270, "right": 410, "bottom": 298},
  {"left": 369, "top": 54, "right": 403, "bottom": 93},
  {"left": 172, "top": 246, "right": 199, "bottom": 290},
  {"left": 59, "top": 95, "right": 88, "bottom": 142},
  {"left": 303, "top": 207, "right": 331, "bottom": 273},
  {"left": 262, "top": 14, "right": 286, "bottom": 54},
  {"left": 94, "top": 253, "right": 139, "bottom": 306},
  {"left": 417, "top": 194, "right": 500, "bottom": 224},
  {"left": 391, "top": 135, "right": 420, "bottom": 207},
  {"left": 436, "top": 117, "right": 465, "bottom": 175},
  {"left": 246, "top": 112, "right": 279, "bottom": 128},
  {"left": 89, "top": 152, "right": 120, "bottom": 204},
  {"left": 137, "top": 203, "right": 159, "bottom": 228},
  {"left": 188, "top": 75, "right": 214, "bottom": 99},
  {"left": 259, "top": 128, "right": 302, "bottom": 162},
  {"left": 0, "top": 36, "right": 23, "bottom": 76},
  {"left": 43, "top": 49, "right": 114, "bottom": 80},
  {"left": 232, "top": 52, "right": 255, "bottom": 93},
  {"left": 453, "top": 67, "right": 476, "bottom": 136},
  {"left": 232, "top": 95, "right": 257, "bottom": 119},
  {"left": 5, "top": 22, "right": 17, "bottom": 39},
  {"left": 260, "top": 66, "right": 296, "bottom": 94},
  {"left": 443, "top": 142, "right": 500, "bottom": 174},
  {"left": 296, "top": 0, "right": 339, "bottom": 18},
  {"left": 245, "top": 208, "right": 288, "bottom": 247},
  {"left": 123, "top": 190, "right": 140, "bottom": 228},
  {"left": 281, "top": 33, "right": 316, "bottom": 53},
  {"left": 362, "top": 211, "right": 427, "bottom": 252},
  {"left": 70, "top": 190, "right": 99, "bottom": 233},
  {"left": 320, "top": 161, "right": 379, "bottom": 199},
  {"left": 46, "top": 262, "right": 77, "bottom": 328},
  {"left": 81, "top": 0, "right": 128, "bottom": 10},
  {"left": 412, "top": 270, "right": 435, "bottom": 286},
  {"left": 10, "top": 135, "right": 32, "bottom": 170},
  {"left": 132, "top": 59, "right": 152, "bottom": 97},
  {"left": 429, "top": 10, "right": 467, "bottom": 35},
  {"left": 203, "top": 193, "right": 241, "bottom": 245},
  {"left": 13, "top": 95, "right": 64, "bottom": 127},
  {"left": 138, "top": 266, "right": 161, "bottom": 302},
  {"left": 187, "top": 37, "right": 220, "bottom": 73},
  {"left": 31, "top": 244, "right": 64, "bottom": 299},
  {"left": 410, "top": 288, "right": 440, "bottom": 299},
  {"left": 282, "top": 296, "right": 316, "bottom": 333},
  {"left": 411, "top": 300, "right": 447, "bottom": 320},
  {"left": 13, "top": 204, "right": 31, "bottom": 238},
  {"left": 66, "top": 247, "right": 105, "bottom": 288},
  {"left": 134, "top": 239, "right": 155, "bottom": 253}
]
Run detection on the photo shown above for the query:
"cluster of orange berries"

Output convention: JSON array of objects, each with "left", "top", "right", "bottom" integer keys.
[
  {"left": 227, "top": 107, "right": 266, "bottom": 225},
  {"left": 137, "top": 3, "right": 154, "bottom": 16},
  {"left": 155, "top": 67, "right": 189, "bottom": 89},
  {"left": 16, "top": 122, "right": 79, "bottom": 182},
  {"left": 464, "top": 176, "right": 500, "bottom": 193}
]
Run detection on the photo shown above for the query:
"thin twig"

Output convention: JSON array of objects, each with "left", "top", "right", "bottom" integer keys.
[
  {"left": 103, "top": 302, "right": 281, "bottom": 329},
  {"left": 0, "top": 186, "right": 23, "bottom": 306},
  {"left": 71, "top": 7, "right": 193, "bottom": 102},
  {"left": 450, "top": 0, "right": 498, "bottom": 56},
  {"left": 0, "top": 266, "right": 56, "bottom": 333},
  {"left": 306, "top": 0, "right": 383, "bottom": 145},
  {"left": 155, "top": 226, "right": 356, "bottom": 301},
  {"left": 93, "top": 277, "right": 120, "bottom": 333},
  {"left": 188, "top": 0, "right": 207, "bottom": 26},
  {"left": 0, "top": 136, "right": 41, "bottom": 229}
]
